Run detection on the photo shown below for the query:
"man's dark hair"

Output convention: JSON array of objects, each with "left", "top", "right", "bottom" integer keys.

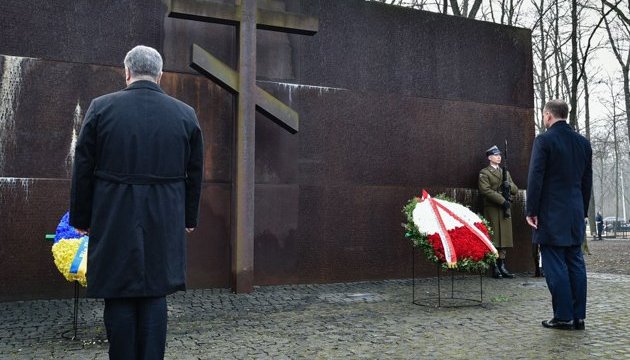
[{"left": 544, "top": 99, "right": 569, "bottom": 120}]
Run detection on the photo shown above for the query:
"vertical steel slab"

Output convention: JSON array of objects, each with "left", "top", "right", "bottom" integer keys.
[{"left": 232, "top": 0, "right": 257, "bottom": 293}]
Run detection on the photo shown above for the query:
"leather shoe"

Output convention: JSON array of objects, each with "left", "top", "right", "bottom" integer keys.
[
  {"left": 499, "top": 263, "right": 515, "bottom": 278},
  {"left": 574, "top": 319, "right": 585, "bottom": 330},
  {"left": 492, "top": 265, "right": 503, "bottom": 279},
  {"left": 542, "top": 318, "right": 574, "bottom": 330}
]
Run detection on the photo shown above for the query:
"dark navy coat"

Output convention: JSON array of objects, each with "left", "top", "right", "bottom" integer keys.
[
  {"left": 526, "top": 121, "right": 592, "bottom": 246},
  {"left": 70, "top": 80, "right": 203, "bottom": 299}
]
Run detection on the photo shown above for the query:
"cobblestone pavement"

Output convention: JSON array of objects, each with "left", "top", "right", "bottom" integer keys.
[{"left": 1, "top": 238, "right": 629, "bottom": 359}]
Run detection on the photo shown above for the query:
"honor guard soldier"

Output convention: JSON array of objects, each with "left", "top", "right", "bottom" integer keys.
[{"left": 479, "top": 145, "right": 518, "bottom": 278}]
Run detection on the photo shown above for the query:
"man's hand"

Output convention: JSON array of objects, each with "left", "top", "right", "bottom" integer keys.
[
  {"left": 526, "top": 216, "right": 538, "bottom": 229},
  {"left": 75, "top": 228, "right": 90, "bottom": 235},
  {"left": 185, "top": 228, "right": 195, "bottom": 234}
]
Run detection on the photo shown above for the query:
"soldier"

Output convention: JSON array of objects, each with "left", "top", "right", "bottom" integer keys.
[{"left": 479, "top": 145, "right": 518, "bottom": 278}]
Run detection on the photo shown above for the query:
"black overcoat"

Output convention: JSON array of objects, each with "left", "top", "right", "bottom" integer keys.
[
  {"left": 70, "top": 80, "right": 203, "bottom": 298},
  {"left": 526, "top": 121, "right": 592, "bottom": 246}
]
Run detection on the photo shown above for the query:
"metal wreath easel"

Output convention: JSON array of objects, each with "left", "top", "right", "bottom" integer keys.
[
  {"left": 61, "top": 281, "right": 81, "bottom": 340},
  {"left": 47, "top": 234, "right": 82, "bottom": 340},
  {"left": 412, "top": 248, "right": 484, "bottom": 307}
]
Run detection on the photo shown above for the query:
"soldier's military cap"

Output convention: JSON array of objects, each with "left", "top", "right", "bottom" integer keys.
[{"left": 486, "top": 145, "right": 501, "bottom": 156}]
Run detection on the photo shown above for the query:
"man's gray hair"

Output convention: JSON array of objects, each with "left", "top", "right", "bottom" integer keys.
[
  {"left": 124, "top": 45, "right": 163, "bottom": 79},
  {"left": 544, "top": 99, "right": 569, "bottom": 120}
]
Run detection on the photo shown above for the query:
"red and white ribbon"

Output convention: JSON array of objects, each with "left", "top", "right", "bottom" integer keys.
[{"left": 413, "top": 190, "right": 498, "bottom": 267}]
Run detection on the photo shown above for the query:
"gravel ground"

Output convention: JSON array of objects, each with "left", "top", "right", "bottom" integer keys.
[{"left": 584, "top": 237, "right": 630, "bottom": 275}]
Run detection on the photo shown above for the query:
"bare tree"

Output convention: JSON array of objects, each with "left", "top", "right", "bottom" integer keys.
[
  {"left": 531, "top": 0, "right": 555, "bottom": 133},
  {"left": 371, "top": 0, "right": 435, "bottom": 10},
  {"left": 591, "top": 132, "right": 611, "bottom": 214},
  {"left": 601, "top": 77, "right": 626, "bottom": 233},
  {"left": 449, "top": 0, "right": 483, "bottom": 18},
  {"left": 366, "top": 0, "right": 626, "bottom": 221},
  {"left": 602, "top": 0, "right": 630, "bottom": 158}
]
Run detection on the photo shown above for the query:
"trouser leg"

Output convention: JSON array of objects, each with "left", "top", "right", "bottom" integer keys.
[
  {"left": 540, "top": 245, "right": 573, "bottom": 321},
  {"left": 136, "top": 296, "right": 167, "bottom": 360},
  {"left": 565, "top": 245, "right": 587, "bottom": 320},
  {"left": 104, "top": 298, "right": 137, "bottom": 360}
]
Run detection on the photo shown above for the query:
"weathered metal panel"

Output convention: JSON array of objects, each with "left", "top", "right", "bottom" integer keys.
[
  {"left": 258, "top": 84, "right": 534, "bottom": 188},
  {"left": 0, "top": 56, "right": 234, "bottom": 300},
  {"left": 0, "top": 181, "right": 232, "bottom": 301},
  {"left": 0, "top": 179, "right": 75, "bottom": 301},
  {"left": 253, "top": 184, "right": 300, "bottom": 285},
  {"left": 186, "top": 184, "right": 232, "bottom": 289},
  {"left": 249, "top": 0, "right": 535, "bottom": 284},
  {"left": 0, "top": 1, "right": 164, "bottom": 67},
  {"left": 0, "top": 0, "right": 535, "bottom": 299},
  {"left": 296, "top": 0, "right": 533, "bottom": 108}
]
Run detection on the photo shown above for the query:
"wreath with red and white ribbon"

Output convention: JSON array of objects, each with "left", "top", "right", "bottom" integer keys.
[{"left": 403, "top": 190, "right": 498, "bottom": 272}]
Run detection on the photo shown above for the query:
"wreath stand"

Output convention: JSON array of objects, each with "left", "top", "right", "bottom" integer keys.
[
  {"left": 412, "top": 249, "right": 484, "bottom": 307},
  {"left": 61, "top": 281, "right": 81, "bottom": 340}
]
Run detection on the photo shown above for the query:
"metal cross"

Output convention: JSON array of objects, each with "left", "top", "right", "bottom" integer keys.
[{"left": 168, "top": 0, "right": 318, "bottom": 293}]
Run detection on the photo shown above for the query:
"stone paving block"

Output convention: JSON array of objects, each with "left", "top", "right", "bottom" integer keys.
[{"left": 1, "top": 240, "right": 629, "bottom": 359}]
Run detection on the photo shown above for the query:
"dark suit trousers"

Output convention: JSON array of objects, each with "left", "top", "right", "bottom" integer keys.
[
  {"left": 104, "top": 296, "right": 167, "bottom": 360},
  {"left": 540, "top": 244, "right": 587, "bottom": 321}
]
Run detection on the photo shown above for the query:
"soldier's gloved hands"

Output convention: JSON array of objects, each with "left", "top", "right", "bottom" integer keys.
[{"left": 502, "top": 200, "right": 511, "bottom": 210}]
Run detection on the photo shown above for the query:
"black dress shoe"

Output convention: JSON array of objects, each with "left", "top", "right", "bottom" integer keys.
[
  {"left": 542, "top": 318, "right": 574, "bottom": 330},
  {"left": 499, "top": 265, "right": 515, "bottom": 278},
  {"left": 574, "top": 319, "right": 585, "bottom": 330}
]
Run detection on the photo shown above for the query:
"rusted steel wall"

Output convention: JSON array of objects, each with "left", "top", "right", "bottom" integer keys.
[{"left": 0, "top": 0, "right": 534, "bottom": 300}]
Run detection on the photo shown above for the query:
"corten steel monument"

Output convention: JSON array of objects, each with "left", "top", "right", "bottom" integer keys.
[
  {"left": 0, "top": 0, "right": 534, "bottom": 301},
  {"left": 169, "top": 0, "right": 318, "bottom": 293}
]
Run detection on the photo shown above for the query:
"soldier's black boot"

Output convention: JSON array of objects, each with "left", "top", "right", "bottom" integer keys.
[
  {"left": 498, "top": 259, "right": 515, "bottom": 278},
  {"left": 492, "top": 263, "right": 503, "bottom": 279}
]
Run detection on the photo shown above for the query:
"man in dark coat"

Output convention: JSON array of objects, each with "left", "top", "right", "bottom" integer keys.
[
  {"left": 526, "top": 99, "right": 592, "bottom": 331},
  {"left": 479, "top": 145, "right": 518, "bottom": 278},
  {"left": 70, "top": 45, "right": 204, "bottom": 358}
]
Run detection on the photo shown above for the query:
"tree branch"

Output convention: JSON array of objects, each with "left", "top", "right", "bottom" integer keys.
[
  {"left": 603, "top": 6, "right": 626, "bottom": 67},
  {"left": 602, "top": 0, "right": 630, "bottom": 26},
  {"left": 468, "top": 0, "right": 483, "bottom": 18},
  {"left": 450, "top": 0, "right": 462, "bottom": 16},
  {"left": 575, "top": 3, "right": 617, "bottom": 86}
]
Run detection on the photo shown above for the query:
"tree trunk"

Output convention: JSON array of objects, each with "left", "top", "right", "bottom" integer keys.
[
  {"left": 569, "top": 0, "right": 579, "bottom": 128},
  {"left": 623, "top": 67, "right": 630, "bottom": 157},
  {"left": 553, "top": 0, "right": 561, "bottom": 98},
  {"left": 450, "top": 0, "right": 461, "bottom": 16},
  {"left": 583, "top": 70, "right": 596, "bottom": 234},
  {"left": 614, "top": 118, "right": 620, "bottom": 237}
]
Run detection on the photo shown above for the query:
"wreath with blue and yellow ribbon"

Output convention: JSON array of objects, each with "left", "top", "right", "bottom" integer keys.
[{"left": 51, "top": 212, "right": 88, "bottom": 287}]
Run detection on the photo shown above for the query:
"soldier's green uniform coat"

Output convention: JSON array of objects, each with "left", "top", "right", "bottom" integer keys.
[{"left": 479, "top": 166, "right": 518, "bottom": 248}]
